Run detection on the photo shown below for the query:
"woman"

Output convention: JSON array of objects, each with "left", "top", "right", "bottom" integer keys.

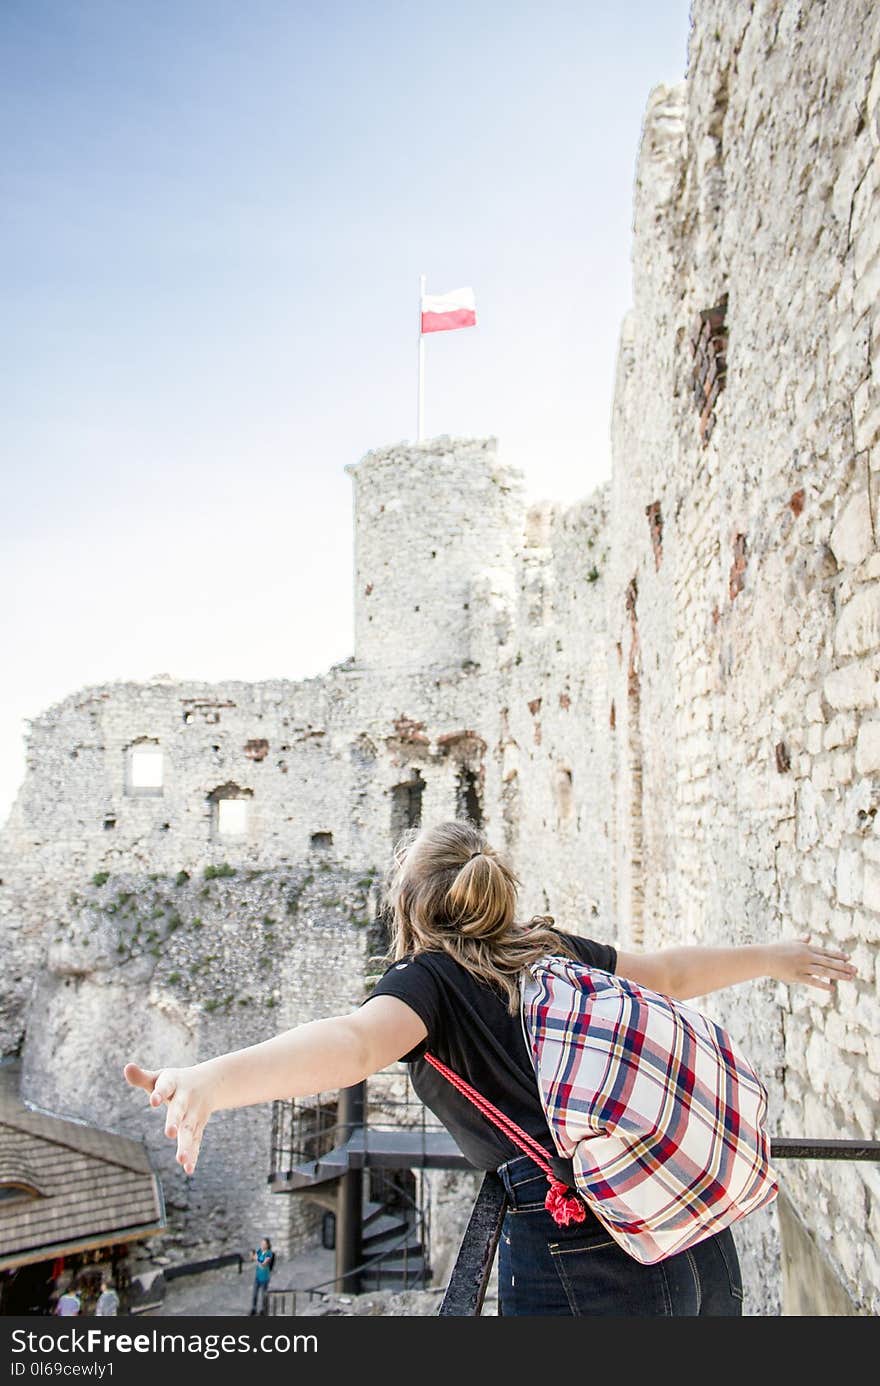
[{"left": 123, "top": 820, "right": 855, "bottom": 1316}]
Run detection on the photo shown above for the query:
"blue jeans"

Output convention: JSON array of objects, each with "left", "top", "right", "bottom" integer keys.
[
  {"left": 251, "top": 1277, "right": 270, "bottom": 1314},
  {"left": 496, "top": 1155, "right": 744, "bottom": 1316}
]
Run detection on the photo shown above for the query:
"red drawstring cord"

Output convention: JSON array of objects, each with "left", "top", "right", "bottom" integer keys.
[{"left": 423, "top": 1051, "right": 586, "bottom": 1226}]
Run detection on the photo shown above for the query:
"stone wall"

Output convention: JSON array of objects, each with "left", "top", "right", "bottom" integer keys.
[
  {"left": 16, "top": 865, "right": 372, "bottom": 1264},
  {"left": 608, "top": 0, "right": 880, "bottom": 1316}
]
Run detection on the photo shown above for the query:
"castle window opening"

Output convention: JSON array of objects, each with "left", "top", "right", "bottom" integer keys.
[
  {"left": 126, "top": 742, "right": 164, "bottom": 796},
  {"left": 690, "top": 294, "right": 728, "bottom": 446},
  {"left": 103, "top": 817, "right": 116, "bottom": 831},
  {"left": 553, "top": 766, "right": 574, "bottom": 824},
  {"left": 729, "top": 532, "right": 748, "bottom": 600},
  {"left": 455, "top": 768, "right": 483, "bottom": 827},
  {"left": 217, "top": 799, "right": 248, "bottom": 836},
  {"left": 208, "top": 782, "right": 253, "bottom": 837},
  {"left": 391, "top": 773, "right": 424, "bottom": 839},
  {"left": 310, "top": 831, "right": 333, "bottom": 850},
  {"left": 645, "top": 500, "right": 663, "bottom": 569}
]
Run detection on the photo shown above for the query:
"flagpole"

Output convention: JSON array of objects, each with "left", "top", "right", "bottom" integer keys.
[{"left": 418, "top": 273, "right": 425, "bottom": 442}]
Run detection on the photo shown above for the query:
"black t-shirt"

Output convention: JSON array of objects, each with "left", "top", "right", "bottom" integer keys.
[{"left": 362, "top": 932, "right": 617, "bottom": 1177}]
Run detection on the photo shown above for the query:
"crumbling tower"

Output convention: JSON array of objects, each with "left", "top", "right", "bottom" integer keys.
[{"left": 345, "top": 437, "right": 526, "bottom": 672}]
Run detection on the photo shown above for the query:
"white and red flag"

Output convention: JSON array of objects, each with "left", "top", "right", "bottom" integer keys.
[{"left": 420, "top": 286, "right": 477, "bottom": 334}]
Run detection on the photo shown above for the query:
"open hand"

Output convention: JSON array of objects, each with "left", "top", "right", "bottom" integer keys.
[
  {"left": 123, "top": 1061, "right": 215, "bottom": 1175},
  {"left": 769, "top": 938, "right": 857, "bottom": 992}
]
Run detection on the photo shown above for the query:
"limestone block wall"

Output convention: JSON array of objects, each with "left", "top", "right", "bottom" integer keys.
[
  {"left": 475, "top": 489, "right": 613, "bottom": 936},
  {"left": 1, "top": 674, "right": 360, "bottom": 880},
  {"left": 608, "top": 0, "right": 880, "bottom": 1315},
  {"left": 17, "top": 866, "right": 372, "bottom": 1262}
]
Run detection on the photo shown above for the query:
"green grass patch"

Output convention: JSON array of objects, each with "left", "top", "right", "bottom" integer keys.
[{"left": 204, "top": 863, "right": 236, "bottom": 880}]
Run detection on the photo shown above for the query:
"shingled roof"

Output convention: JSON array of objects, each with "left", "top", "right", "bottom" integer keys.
[{"left": 0, "top": 1061, "right": 165, "bottom": 1270}]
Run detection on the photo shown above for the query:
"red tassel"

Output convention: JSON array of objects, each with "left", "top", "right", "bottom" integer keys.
[{"left": 545, "top": 1179, "right": 586, "bottom": 1226}]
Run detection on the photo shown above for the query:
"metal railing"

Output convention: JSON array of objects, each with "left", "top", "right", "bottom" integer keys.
[
  {"left": 263, "top": 1169, "right": 433, "bottom": 1314},
  {"left": 439, "top": 1173, "right": 507, "bottom": 1318},
  {"left": 270, "top": 1064, "right": 446, "bottom": 1178},
  {"left": 163, "top": 1252, "right": 243, "bottom": 1281},
  {"left": 438, "top": 1139, "right": 880, "bottom": 1316}
]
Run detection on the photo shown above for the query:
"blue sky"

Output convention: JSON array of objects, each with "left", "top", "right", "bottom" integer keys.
[{"left": 1, "top": 0, "right": 692, "bottom": 824}]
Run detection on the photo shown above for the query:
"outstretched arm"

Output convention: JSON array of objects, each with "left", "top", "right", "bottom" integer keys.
[
  {"left": 123, "top": 996, "right": 427, "bottom": 1176},
  {"left": 614, "top": 936, "right": 856, "bottom": 1001}
]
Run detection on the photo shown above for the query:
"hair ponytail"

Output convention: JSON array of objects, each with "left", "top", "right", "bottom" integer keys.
[{"left": 379, "top": 819, "right": 579, "bottom": 1014}]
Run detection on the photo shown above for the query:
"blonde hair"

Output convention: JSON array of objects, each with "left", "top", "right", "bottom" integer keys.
[{"left": 379, "top": 819, "right": 579, "bottom": 1014}]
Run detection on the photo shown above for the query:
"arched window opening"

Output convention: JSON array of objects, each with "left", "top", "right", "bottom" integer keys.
[
  {"left": 455, "top": 767, "right": 483, "bottom": 827},
  {"left": 391, "top": 772, "right": 424, "bottom": 841},
  {"left": 125, "top": 739, "right": 164, "bottom": 797},
  {"left": 207, "top": 782, "right": 253, "bottom": 838}
]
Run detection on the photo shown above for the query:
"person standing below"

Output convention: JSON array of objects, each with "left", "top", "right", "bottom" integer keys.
[
  {"left": 249, "top": 1239, "right": 274, "bottom": 1315},
  {"left": 95, "top": 1274, "right": 119, "bottom": 1316},
  {"left": 54, "top": 1277, "right": 81, "bottom": 1316}
]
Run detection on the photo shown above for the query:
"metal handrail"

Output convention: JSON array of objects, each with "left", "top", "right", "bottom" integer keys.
[
  {"left": 270, "top": 1064, "right": 445, "bottom": 1177},
  {"left": 164, "top": 1252, "right": 243, "bottom": 1281},
  {"left": 439, "top": 1139, "right": 880, "bottom": 1317},
  {"left": 439, "top": 1173, "right": 507, "bottom": 1318},
  {"left": 264, "top": 1173, "right": 431, "bottom": 1314}
]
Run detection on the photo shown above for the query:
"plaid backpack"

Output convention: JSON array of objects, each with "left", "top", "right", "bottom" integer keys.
[
  {"left": 519, "top": 954, "right": 779, "bottom": 1263},
  {"left": 426, "top": 952, "right": 778, "bottom": 1266}
]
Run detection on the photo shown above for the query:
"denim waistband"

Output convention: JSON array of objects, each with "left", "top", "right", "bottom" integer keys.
[
  {"left": 496, "top": 1152, "right": 603, "bottom": 1231},
  {"left": 496, "top": 1152, "right": 575, "bottom": 1207},
  {"left": 496, "top": 1153, "right": 545, "bottom": 1204}
]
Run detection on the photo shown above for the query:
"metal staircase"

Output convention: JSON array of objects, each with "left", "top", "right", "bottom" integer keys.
[
  {"left": 359, "top": 1173, "right": 429, "bottom": 1291},
  {"left": 268, "top": 1065, "right": 468, "bottom": 1295}
]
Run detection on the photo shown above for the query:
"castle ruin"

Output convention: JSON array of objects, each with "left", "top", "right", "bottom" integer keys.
[{"left": 2, "top": 0, "right": 879, "bottom": 1314}]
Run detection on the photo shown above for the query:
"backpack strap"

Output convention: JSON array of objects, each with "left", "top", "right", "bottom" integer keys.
[{"left": 423, "top": 1051, "right": 586, "bottom": 1226}]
